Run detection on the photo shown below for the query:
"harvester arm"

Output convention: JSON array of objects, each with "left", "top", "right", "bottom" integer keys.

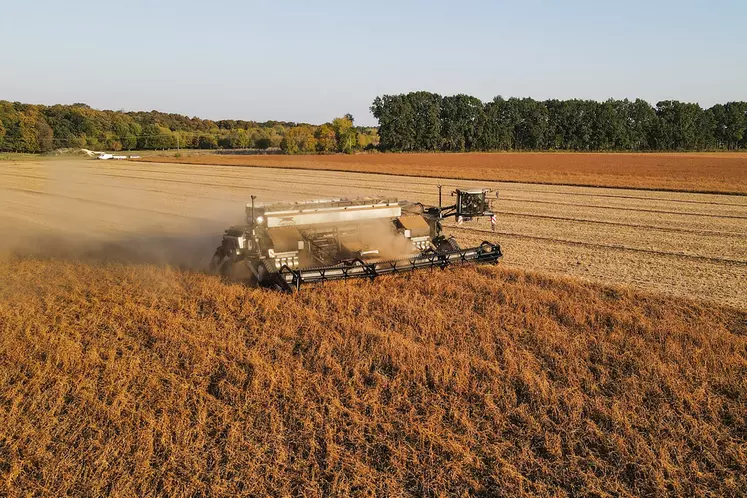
[{"left": 274, "top": 241, "right": 502, "bottom": 292}]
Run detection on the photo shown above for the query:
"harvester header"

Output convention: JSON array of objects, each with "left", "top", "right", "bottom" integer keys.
[{"left": 210, "top": 186, "right": 502, "bottom": 291}]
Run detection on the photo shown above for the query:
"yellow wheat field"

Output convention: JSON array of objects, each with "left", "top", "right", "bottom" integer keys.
[{"left": 0, "top": 259, "right": 745, "bottom": 496}]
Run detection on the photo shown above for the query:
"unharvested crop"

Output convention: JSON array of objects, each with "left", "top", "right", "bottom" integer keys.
[
  {"left": 140, "top": 151, "right": 747, "bottom": 195},
  {"left": 0, "top": 258, "right": 744, "bottom": 497}
]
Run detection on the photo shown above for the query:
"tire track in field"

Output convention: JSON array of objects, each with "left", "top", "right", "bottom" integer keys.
[
  {"left": 6, "top": 171, "right": 740, "bottom": 240},
  {"left": 68, "top": 165, "right": 747, "bottom": 214},
  {"left": 9, "top": 170, "right": 739, "bottom": 238},
  {"left": 119, "top": 166, "right": 747, "bottom": 208},
  {"left": 492, "top": 211, "right": 745, "bottom": 237},
  {"left": 500, "top": 198, "right": 747, "bottom": 219},
  {"left": 0, "top": 176, "right": 341, "bottom": 218},
  {"left": 60, "top": 169, "right": 444, "bottom": 209},
  {"left": 455, "top": 225, "right": 747, "bottom": 266},
  {"left": 8, "top": 165, "right": 747, "bottom": 227},
  {"left": 0, "top": 175, "right": 246, "bottom": 204},
  {"left": 31, "top": 171, "right": 326, "bottom": 199},
  {"left": 0, "top": 186, "right": 210, "bottom": 221},
  {"left": 7, "top": 167, "right": 743, "bottom": 237},
  {"left": 496, "top": 186, "right": 747, "bottom": 207},
  {"left": 132, "top": 156, "right": 747, "bottom": 196},
  {"left": 90, "top": 163, "right": 747, "bottom": 207},
  {"left": 3, "top": 159, "right": 745, "bottom": 308},
  {"left": 89, "top": 169, "right": 747, "bottom": 219}
]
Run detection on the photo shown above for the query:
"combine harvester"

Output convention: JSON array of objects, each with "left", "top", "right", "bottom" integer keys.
[{"left": 210, "top": 186, "right": 502, "bottom": 291}]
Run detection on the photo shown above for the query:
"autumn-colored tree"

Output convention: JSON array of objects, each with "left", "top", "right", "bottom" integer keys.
[
  {"left": 35, "top": 118, "right": 54, "bottom": 152},
  {"left": 104, "top": 132, "right": 123, "bottom": 151},
  {"left": 219, "top": 129, "right": 250, "bottom": 149},
  {"left": 301, "top": 135, "right": 317, "bottom": 153},
  {"left": 315, "top": 124, "right": 336, "bottom": 152},
  {"left": 332, "top": 116, "right": 358, "bottom": 153},
  {"left": 357, "top": 128, "right": 380, "bottom": 149},
  {"left": 280, "top": 128, "right": 300, "bottom": 154},
  {"left": 3, "top": 97, "right": 747, "bottom": 154},
  {"left": 331, "top": 116, "right": 352, "bottom": 138},
  {"left": 16, "top": 115, "right": 39, "bottom": 152},
  {"left": 281, "top": 126, "right": 316, "bottom": 154}
]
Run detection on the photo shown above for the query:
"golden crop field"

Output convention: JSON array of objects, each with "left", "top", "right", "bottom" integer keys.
[
  {"left": 0, "top": 156, "right": 745, "bottom": 496},
  {"left": 142, "top": 151, "right": 747, "bottom": 195},
  {"left": 1, "top": 259, "right": 745, "bottom": 496}
]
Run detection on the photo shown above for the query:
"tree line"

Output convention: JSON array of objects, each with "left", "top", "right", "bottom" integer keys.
[
  {"left": 4, "top": 96, "right": 745, "bottom": 155},
  {"left": 0, "top": 101, "right": 378, "bottom": 154},
  {"left": 371, "top": 92, "right": 747, "bottom": 152}
]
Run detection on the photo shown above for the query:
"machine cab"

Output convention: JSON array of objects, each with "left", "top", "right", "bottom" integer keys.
[{"left": 455, "top": 189, "right": 491, "bottom": 218}]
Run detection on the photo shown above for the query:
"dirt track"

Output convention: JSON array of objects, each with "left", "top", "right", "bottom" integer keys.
[{"left": 1, "top": 158, "right": 745, "bottom": 308}]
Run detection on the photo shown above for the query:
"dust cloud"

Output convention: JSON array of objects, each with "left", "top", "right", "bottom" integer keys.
[
  {"left": 3, "top": 228, "right": 223, "bottom": 269},
  {"left": 357, "top": 220, "right": 423, "bottom": 261},
  {"left": 0, "top": 159, "right": 242, "bottom": 270}
]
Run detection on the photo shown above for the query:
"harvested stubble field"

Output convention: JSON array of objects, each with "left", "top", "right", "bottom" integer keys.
[
  {"left": 1, "top": 158, "right": 744, "bottom": 308},
  {"left": 0, "top": 157, "right": 746, "bottom": 496},
  {"left": 143, "top": 151, "right": 747, "bottom": 195},
  {"left": 0, "top": 259, "right": 745, "bottom": 496}
]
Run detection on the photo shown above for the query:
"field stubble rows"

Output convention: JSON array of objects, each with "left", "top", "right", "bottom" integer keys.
[
  {"left": 142, "top": 151, "right": 747, "bottom": 195},
  {"left": 0, "top": 158, "right": 745, "bottom": 308}
]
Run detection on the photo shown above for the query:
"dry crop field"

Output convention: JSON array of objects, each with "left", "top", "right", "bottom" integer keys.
[
  {"left": 0, "top": 259, "right": 745, "bottom": 496},
  {"left": 143, "top": 151, "right": 747, "bottom": 195},
  {"left": 0, "top": 157, "right": 746, "bottom": 496},
  {"left": 1, "top": 158, "right": 745, "bottom": 308}
]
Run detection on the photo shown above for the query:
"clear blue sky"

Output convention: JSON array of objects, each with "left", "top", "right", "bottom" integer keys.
[{"left": 1, "top": 0, "right": 744, "bottom": 126}]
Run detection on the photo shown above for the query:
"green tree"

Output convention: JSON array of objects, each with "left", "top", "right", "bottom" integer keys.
[
  {"left": 627, "top": 99, "right": 658, "bottom": 150},
  {"left": 1, "top": 96, "right": 743, "bottom": 155},
  {"left": 440, "top": 94, "right": 483, "bottom": 151},
  {"left": 235, "top": 129, "right": 250, "bottom": 148},
  {"left": 219, "top": 129, "right": 249, "bottom": 149},
  {"left": 121, "top": 122, "right": 141, "bottom": 150},
  {"left": 476, "top": 96, "right": 513, "bottom": 150},
  {"left": 331, "top": 116, "right": 356, "bottom": 152},
  {"left": 104, "top": 132, "right": 123, "bottom": 151},
  {"left": 712, "top": 102, "right": 747, "bottom": 149},
  {"left": 339, "top": 129, "right": 357, "bottom": 154},
  {"left": 138, "top": 123, "right": 159, "bottom": 149},
  {"left": 409, "top": 92, "right": 442, "bottom": 150},
  {"left": 251, "top": 128, "right": 272, "bottom": 149},
  {"left": 35, "top": 118, "right": 54, "bottom": 152},
  {"left": 591, "top": 100, "right": 628, "bottom": 150},
  {"left": 656, "top": 101, "right": 703, "bottom": 150},
  {"left": 198, "top": 134, "right": 218, "bottom": 149},
  {"left": 510, "top": 98, "right": 547, "bottom": 150},
  {"left": 371, "top": 94, "right": 416, "bottom": 151}
]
